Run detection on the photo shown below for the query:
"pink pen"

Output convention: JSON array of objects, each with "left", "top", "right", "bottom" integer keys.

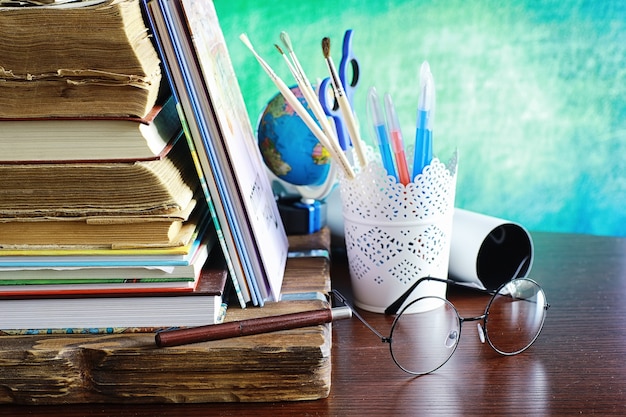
[{"left": 384, "top": 93, "right": 411, "bottom": 185}]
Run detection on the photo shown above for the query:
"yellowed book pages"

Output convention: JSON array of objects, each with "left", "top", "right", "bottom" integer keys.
[
  {"left": 0, "top": 197, "right": 202, "bottom": 247},
  {"left": 0, "top": 139, "right": 199, "bottom": 218},
  {"left": 0, "top": 0, "right": 162, "bottom": 118}
]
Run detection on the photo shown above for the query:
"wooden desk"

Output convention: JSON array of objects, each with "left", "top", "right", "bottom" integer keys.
[{"left": 4, "top": 231, "right": 626, "bottom": 416}]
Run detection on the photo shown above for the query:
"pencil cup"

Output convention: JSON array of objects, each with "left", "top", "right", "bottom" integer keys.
[
  {"left": 338, "top": 150, "right": 458, "bottom": 314},
  {"left": 449, "top": 208, "right": 534, "bottom": 291}
]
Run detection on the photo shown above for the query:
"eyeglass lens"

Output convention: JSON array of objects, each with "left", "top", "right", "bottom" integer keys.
[
  {"left": 389, "top": 297, "right": 461, "bottom": 375},
  {"left": 388, "top": 278, "right": 547, "bottom": 375},
  {"left": 485, "top": 278, "right": 547, "bottom": 355}
]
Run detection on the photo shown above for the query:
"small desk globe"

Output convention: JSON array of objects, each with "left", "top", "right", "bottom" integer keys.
[{"left": 257, "top": 86, "right": 331, "bottom": 187}]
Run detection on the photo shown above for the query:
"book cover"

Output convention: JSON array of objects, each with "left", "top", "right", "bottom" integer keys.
[
  {"left": 148, "top": 0, "right": 288, "bottom": 305},
  {"left": 143, "top": 0, "right": 249, "bottom": 308},
  {"left": 178, "top": 0, "right": 288, "bottom": 303}
]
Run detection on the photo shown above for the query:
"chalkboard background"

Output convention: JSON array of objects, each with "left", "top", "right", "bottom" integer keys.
[{"left": 214, "top": 0, "right": 625, "bottom": 237}]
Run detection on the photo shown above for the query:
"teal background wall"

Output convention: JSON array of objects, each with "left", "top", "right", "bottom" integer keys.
[{"left": 214, "top": 0, "right": 626, "bottom": 237}]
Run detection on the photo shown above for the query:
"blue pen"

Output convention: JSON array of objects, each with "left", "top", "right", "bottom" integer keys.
[
  {"left": 367, "top": 86, "right": 397, "bottom": 180},
  {"left": 425, "top": 67, "right": 435, "bottom": 168},
  {"left": 413, "top": 61, "right": 434, "bottom": 177}
]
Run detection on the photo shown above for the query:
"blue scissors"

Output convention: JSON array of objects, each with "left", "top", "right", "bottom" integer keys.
[{"left": 318, "top": 29, "right": 360, "bottom": 151}]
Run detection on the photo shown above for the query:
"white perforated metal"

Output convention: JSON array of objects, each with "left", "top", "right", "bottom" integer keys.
[{"left": 338, "top": 147, "right": 458, "bottom": 313}]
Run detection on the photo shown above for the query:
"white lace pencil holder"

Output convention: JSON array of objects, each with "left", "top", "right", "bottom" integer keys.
[{"left": 339, "top": 152, "right": 458, "bottom": 314}]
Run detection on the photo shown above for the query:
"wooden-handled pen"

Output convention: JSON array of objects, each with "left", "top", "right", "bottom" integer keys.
[{"left": 155, "top": 307, "right": 352, "bottom": 348}]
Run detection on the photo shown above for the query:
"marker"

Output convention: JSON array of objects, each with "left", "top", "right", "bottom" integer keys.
[
  {"left": 384, "top": 92, "right": 411, "bottom": 185},
  {"left": 367, "top": 86, "right": 397, "bottom": 180},
  {"left": 413, "top": 61, "right": 434, "bottom": 177},
  {"left": 155, "top": 307, "right": 352, "bottom": 347}
]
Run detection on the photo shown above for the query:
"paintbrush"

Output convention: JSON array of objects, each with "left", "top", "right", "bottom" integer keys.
[
  {"left": 321, "top": 36, "right": 367, "bottom": 168},
  {"left": 275, "top": 36, "right": 347, "bottom": 166},
  {"left": 240, "top": 33, "right": 355, "bottom": 179}
]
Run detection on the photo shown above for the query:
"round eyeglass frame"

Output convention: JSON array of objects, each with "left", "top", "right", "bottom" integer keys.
[{"left": 334, "top": 276, "right": 550, "bottom": 376}]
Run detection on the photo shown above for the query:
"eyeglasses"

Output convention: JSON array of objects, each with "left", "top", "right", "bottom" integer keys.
[{"left": 332, "top": 277, "right": 550, "bottom": 376}]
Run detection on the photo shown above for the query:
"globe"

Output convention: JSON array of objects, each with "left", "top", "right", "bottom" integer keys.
[{"left": 257, "top": 86, "right": 331, "bottom": 186}]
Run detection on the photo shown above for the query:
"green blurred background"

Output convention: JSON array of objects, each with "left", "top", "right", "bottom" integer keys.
[{"left": 214, "top": 0, "right": 625, "bottom": 237}]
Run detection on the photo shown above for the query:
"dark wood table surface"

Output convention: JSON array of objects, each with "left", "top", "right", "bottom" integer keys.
[{"left": 5, "top": 231, "right": 626, "bottom": 416}]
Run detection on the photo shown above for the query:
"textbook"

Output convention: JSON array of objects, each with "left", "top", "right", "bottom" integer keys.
[
  {"left": 0, "top": 95, "right": 181, "bottom": 163},
  {"left": 0, "top": 256, "right": 229, "bottom": 333},
  {"left": 0, "top": 0, "right": 162, "bottom": 119}
]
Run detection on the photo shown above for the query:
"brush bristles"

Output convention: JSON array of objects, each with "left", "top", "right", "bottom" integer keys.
[
  {"left": 274, "top": 43, "right": 285, "bottom": 55},
  {"left": 321, "top": 37, "right": 331, "bottom": 59},
  {"left": 280, "top": 31, "right": 293, "bottom": 53},
  {"left": 239, "top": 33, "right": 254, "bottom": 51}
]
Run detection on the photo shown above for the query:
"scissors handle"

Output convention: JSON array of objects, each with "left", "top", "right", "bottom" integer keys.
[
  {"left": 338, "top": 29, "right": 359, "bottom": 107},
  {"left": 318, "top": 77, "right": 349, "bottom": 150}
]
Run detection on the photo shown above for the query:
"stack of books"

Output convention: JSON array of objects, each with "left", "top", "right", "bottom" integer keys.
[
  {"left": 0, "top": 1, "right": 332, "bottom": 404},
  {"left": 0, "top": 0, "right": 229, "bottom": 334},
  {"left": 0, "top": 228, "right": 334, "bottom": 404}
]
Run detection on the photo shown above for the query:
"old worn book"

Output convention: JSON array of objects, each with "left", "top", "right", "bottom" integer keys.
[
  {"left": 0, "top": 197, "right": 200, "bottom": 248},
  {"left": 0, "top": 227, "right": 333, "bottom": 404},
  {"left": 0, "top": 0, "right": 162, "bottom": 118},
  {"left": 0, "top": 95, "right": 181, "bottom": 163},
  {"left": 0, "top": 136, "right": 199, "bottom": 218}
]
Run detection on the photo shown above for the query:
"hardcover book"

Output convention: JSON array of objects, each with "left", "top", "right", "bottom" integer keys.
[
  {"left": 0, "top": 95, "right": 182, "bottom": 163},
  {"left": 0, "top": 197, "right": 201, "bottom": 249},
  {"left": 0, "top": 251, "right": 229, "bottom": 333}
]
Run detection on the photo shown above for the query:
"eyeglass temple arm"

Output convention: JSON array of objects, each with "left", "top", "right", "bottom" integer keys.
[
  {"left": 384, "top": 277, "right": 455, "bottom": 315},
  {"left": 385, "top": 255, "right": 534, "bottom": 315},
  {"left": 385, "top": 275, "right": 549, "bottom": 317},
  {"left": 384, "top": 276, "right": 511, "bottom": 315},
  {"left": 331, "top": 290, "right": 389, "bottom": 342}
]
